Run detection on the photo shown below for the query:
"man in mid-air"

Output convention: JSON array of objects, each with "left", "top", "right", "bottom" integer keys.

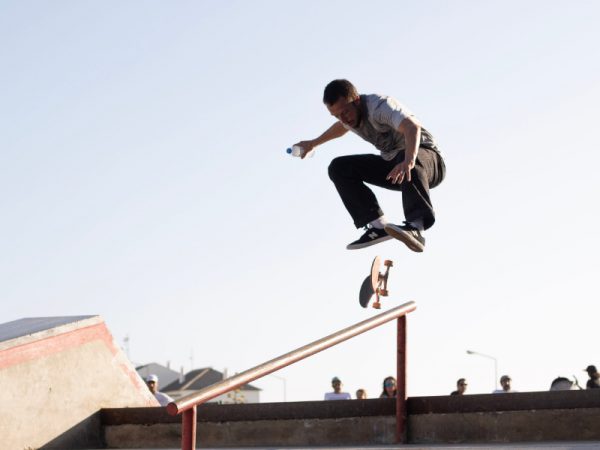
[{"left": 294, "top": 79, "right": 445, "bottom": 252}]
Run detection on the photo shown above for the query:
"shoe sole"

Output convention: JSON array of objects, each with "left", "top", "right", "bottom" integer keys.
[
  {"left": 346, "top": 235, "right": 393, "bottom": 250},
  {"left": 384, "top": 225, "right": 425, "bottom": 253}
]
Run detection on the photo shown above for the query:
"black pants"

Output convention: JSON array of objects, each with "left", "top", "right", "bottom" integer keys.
[{"left": 328, "top": 148, "right": 446, "bottom": 230}]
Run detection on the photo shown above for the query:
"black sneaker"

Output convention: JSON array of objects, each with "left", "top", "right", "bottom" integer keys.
[
  {"left": 346, "top": 226, "right": 392, "bottom": 250},
  {"left": 384, "top": 222, "right": 426, "bottom": 252}
]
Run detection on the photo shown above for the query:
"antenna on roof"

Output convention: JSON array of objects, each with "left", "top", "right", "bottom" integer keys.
[{"left": 123, "top": 335, "right": 130, "bottom": 359}]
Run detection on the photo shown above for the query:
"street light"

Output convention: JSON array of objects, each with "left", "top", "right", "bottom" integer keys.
[
  {"left": 466, "top": 350, "right": 498, "bottom": 390},
  {"left": 268, "top": 373, "right": 287, "bottom": 402}
]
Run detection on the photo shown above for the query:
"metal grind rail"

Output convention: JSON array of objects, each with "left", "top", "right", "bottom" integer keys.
[{"left": 167, "top": 300, "right": 417, "bottom": 449}]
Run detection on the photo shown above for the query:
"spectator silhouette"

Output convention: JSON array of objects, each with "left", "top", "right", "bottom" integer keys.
[
  {"left": 379, "top": 376, "right": 397, "bottom": 398},
  {"left": 355, "top": 388, "right": 367, "bottom": 399},
  {"left": 450, "top": 378, "right": 467, "bottom": 395},
  {"left": 324, "top": 376, "right": 351, "bottom": 400},
  {"left": 584, "top": 365, "right": 600, "bottom": 389},
  {"left": 550, "top": 376, "right": 579, "bottom": 391},
  {"left": 146, "top": 374, "right": 174, "bottom": 406},
  {"left": 493, "top": 375, "right": 516, "bottom": 393}
]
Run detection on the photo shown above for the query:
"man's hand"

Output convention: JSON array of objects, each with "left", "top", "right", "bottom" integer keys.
[
  {"left": 387, "top": 158, "right": 416, "bottom": 184},
  {"left": 293, "top": 122, "right": 348, "bottom": 159},
  {"left": 389, "top": 116, "right": 421, "bottom": 184},
  {"left": 293, "top": 140, "right": 316, "bottom": 159}
]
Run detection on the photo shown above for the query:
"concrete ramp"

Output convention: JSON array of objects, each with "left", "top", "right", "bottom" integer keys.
[{"left": 0, "top": 315, "right": 157, "bottom": 450}]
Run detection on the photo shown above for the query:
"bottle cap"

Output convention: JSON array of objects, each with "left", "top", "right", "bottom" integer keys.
[{"left": 286, "top": 148, "right": 292, "bottom": 154}]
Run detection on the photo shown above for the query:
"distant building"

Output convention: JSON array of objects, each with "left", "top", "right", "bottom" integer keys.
[
  {"left": 136, "top": 363, "right": 181, "bottom": 388},
  {"left": 162, "top": 367, "right": 261, "bottom": 404}
]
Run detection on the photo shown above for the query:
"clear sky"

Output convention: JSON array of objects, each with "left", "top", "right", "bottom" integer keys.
[{"left": 2, "top": 0, "right": 599, "bottom": 402}]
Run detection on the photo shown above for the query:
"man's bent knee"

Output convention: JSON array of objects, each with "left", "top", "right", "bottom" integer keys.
[{"left": 328, "top": 156, "right": 352, "bottom": 181}]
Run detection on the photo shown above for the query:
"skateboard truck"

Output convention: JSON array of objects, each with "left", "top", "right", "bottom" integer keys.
[{"left": 359, "top": 256, "right": 394, "bottom": 309}]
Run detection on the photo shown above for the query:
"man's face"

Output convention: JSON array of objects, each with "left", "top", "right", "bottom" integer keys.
[
  {"left": 147, "top": 380, "right": 157, "bottom": 394},
  {"left": 457, "top": 380, "right": 467, "bottom": 394},
  {"left": 501, "top": 378, "right": 511, "bottom": 391},
  {"left": 326, "top": 96, "right": 361, "bottom": 128},
  {"left": 332, "top": 380, "right": 342, "bottom": 393}
]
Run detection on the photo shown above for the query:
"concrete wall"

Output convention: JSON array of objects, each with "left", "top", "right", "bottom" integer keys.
[
  {"left": 0, "top": 316, "right": 157, "bottom": 450},
  {"left": 102, "top": 401, "right": 396, "bottom": 448},
  {"left": 104, "top": 417, "right": 395, "bottom": 448},
  {"left": 408, "top": 390, "right": 600, "bottom": 444},
  {"left": 102, "top": 391, "right": 600, "bottom": 448},
  {"left": 409, "top": 408, "right": 600, "bottom": 444}
]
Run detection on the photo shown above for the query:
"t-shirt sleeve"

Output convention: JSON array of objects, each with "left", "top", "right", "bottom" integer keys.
[{"left": 372, "top": 96, "right": 411, "bottom": 130}]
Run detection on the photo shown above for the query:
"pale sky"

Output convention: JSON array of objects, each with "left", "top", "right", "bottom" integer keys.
[{"left": 1, "top": 1, "right": 599, "bottom": 402}]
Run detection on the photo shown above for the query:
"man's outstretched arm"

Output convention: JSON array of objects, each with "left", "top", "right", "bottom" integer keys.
[{"left": 293, "top": 121, "right": 348, "bottom": 159}]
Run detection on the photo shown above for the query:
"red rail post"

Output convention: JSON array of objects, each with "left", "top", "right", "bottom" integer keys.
[
  {"left": 182, "top": 405, "right": 197, "bottom": 450},
  {"left": 396, "top": 315, "right": 407, "bottom": 444}
]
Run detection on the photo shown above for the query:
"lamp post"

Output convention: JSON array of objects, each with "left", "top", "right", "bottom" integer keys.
[
  {"left": 466, "top": 350, "right": 498, "bottom": 390},
  {"left": 268, "top": 373, "right": 287, "bottom": 402}
]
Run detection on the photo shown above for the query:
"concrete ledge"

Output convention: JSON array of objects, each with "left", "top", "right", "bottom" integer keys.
[
  {"left": 101, "top": 391, "right": 600, "bottom": 448},
  {"left": 409, "top": 408, "right": 600, "bottom": 444},
  {"left": 104, "top": 417, "right": 395, "bottom": 448}
]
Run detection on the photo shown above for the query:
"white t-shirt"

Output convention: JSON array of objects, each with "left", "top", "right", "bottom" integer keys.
[
  {"left": 324, "top": 392, "right": 351, "bottom": 400},
  {"left": 155, "top": 391, "right": 174, "bottom": 406}
]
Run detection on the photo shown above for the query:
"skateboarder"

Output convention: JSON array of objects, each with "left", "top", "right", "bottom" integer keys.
[{"left": 293, "top": 79, "right": 446, "bottom": 252}]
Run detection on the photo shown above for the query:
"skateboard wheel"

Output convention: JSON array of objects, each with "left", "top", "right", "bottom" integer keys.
[{"left": 384, "top": 260, "right": 393, "bottom": 267}]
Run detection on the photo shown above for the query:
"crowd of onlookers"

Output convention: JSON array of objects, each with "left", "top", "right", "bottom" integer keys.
[
  {"left": 324, "top": 364, "right": 600, "bottom": 400},
  {"left": 324, "top": 375, "right": 399, "bottom": 400},
  {"left": 138, "top": 363, "right": 600, "bottom": 405},
  {"left": 448, "top": 364, "right": 600, "bottom": 396}
]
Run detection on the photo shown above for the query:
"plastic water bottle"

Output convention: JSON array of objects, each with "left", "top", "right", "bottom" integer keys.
[{"left": 286, "top": 145, "right": 314, "bottom": 158}]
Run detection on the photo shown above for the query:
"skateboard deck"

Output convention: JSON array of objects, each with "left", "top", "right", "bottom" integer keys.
[{"left": 359, "top": 256, "right": 393, "bottom": 309}]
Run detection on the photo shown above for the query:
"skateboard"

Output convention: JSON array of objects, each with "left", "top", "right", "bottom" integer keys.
[{"left": 359, "top": 256, "right": 393, "bottom": 309}]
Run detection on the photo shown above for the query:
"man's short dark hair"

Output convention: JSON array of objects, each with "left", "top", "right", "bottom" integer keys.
[{"left": 323, "top": 79, "right": 358, "bottom": 105}]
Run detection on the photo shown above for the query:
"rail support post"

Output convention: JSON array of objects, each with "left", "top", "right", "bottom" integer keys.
[
  {"left": 182, "top": 405, "right": 197, "bottom": 450},
  {"left": 396, "top": 315, "right": 407, "bottom": 444}
]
